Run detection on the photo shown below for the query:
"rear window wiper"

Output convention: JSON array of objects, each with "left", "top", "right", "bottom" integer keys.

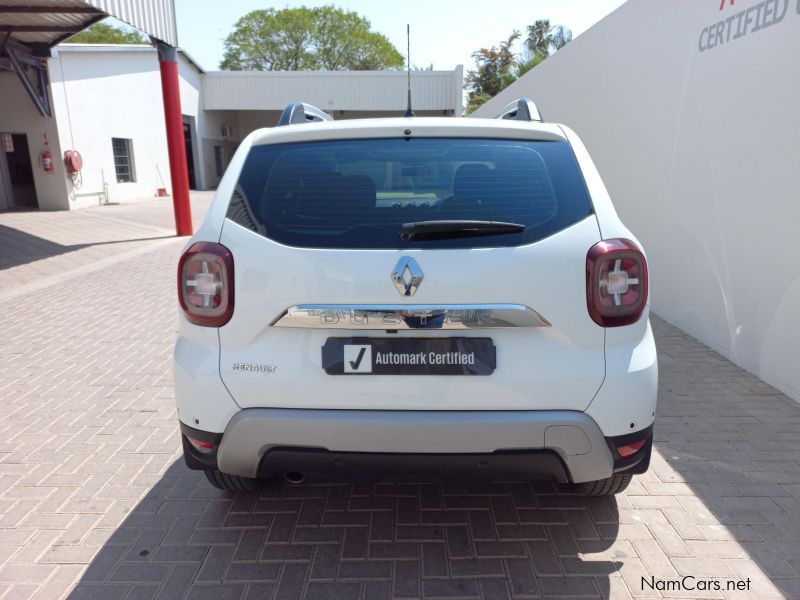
[{"left": 400, "top": 220, "right": 526, "bottom": 241}]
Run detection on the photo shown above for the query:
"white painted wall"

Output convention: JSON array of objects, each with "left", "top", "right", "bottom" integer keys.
[
  {"left": 49, "top": 45, "right": 173, "bottom": 208},
  {"left": 176, "top": 53, "right": 238, "bottom": 189},
  {"left": 9, "top": 45, "right": 460, "bottom": 209},
  {"left": 44, "top": 46, "right": 464, "bottom": 201},
  {"left": 48, "top": 45, "right": 213, "bottom": 206},
  {"left": 198, "top": 133, "right": 239, "bottom": 189},
  {"left": 475, "top": 0, "right": 800, "bottom": 401},
  {"left": 0, "top": 71, "right": 68, "bottom": 210}
]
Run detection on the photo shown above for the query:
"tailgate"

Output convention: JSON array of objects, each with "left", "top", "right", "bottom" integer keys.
[{"left": 218, "top": 215, "right": 605, "bottom": 411}]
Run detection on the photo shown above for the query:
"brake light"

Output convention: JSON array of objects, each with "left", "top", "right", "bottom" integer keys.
[
  {"left": 586, "top": 238, "right": 648, "bottom": 327},
  {"left": 178, "top": 242, "right": 234, "bottom": 327},
  {"left": 616, "top": 439, "right": 647, "bottom": 458}
]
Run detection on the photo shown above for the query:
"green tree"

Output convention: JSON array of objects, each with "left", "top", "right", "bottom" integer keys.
[
  {"left": 464, "top": 19, "right": 572, "bottom": 114},
  {"left": 67, "top": 22, "right": 147, "bottom": 44},
  {"left": 498, "top": 54, "right": 544, "bottom": 92},
  {"left": 525, "top": 19, "right": 572, "bottom": 59},
  {"left": 464, "top": 32, "right": 520, "bottom": 114},
  {"left": 220, "top": 6, "right": 404, "bottom": 71}
]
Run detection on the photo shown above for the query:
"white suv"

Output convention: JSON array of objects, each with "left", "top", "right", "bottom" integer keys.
[{"left": 174, "top": 99, "right": 657, "bottom": 495}]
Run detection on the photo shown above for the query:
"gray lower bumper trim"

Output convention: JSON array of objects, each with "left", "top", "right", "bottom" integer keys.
[
  {"left": 258, "top": 448, "right": 570, "bottom": 483},
  {"left": 216, "top": 409, "right": 614, "bottom": 484}
]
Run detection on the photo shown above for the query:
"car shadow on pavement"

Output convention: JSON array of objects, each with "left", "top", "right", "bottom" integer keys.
[
  {"left": 0, "top": 224, "right": 172, "bottom": 270},
  {"left": 68, "top": 460, "right": 623, "bottom": 599},
  {"left": 636, "top": 317, "right": 800, "bottom": 599}
]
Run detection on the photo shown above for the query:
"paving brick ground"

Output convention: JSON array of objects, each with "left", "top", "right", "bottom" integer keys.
[
  {"left": 1, "top": 195, "right": 799, "bottom": 599},
  {"left": 0, "top": 193, "right": 212, "bottom": 296}
]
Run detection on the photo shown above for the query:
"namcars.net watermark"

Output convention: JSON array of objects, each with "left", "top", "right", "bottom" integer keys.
[{"left": 643, "top": 576, "right": 751, "bottom": 593}]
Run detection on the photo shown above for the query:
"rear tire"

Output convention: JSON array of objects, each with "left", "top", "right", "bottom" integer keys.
[
  {"left": 204, "top": 469, "right": 259, "bottom": 492},
  {"left": 567, "top": 473, "right": 632, "bottom": 496}
]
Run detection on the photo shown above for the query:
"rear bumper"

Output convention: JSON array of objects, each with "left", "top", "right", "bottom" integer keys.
[{"left": 181, "top": 409, "right": 649, "bottom": 484}]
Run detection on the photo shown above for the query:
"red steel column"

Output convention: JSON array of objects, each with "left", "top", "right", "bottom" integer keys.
[{"left": 156, "top": 42, "right": 193, "bottom": 236}]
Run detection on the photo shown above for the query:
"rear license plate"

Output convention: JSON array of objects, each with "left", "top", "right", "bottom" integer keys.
[{"left": 322, "top": 337, "right": 496, "bottom": 375}]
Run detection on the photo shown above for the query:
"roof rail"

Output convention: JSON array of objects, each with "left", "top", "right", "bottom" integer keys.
[
  {"left": 495, "top": 98, "right": 543, "bottom": 123},
  {"left": 277, "top": 102, "right": 333, "bottom": 126}
]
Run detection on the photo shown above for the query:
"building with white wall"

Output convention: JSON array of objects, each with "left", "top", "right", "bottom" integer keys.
[
  {"left": 0, "top": 43, "right": 463, "bottom": 212},
  {"left": 474, "top": 0, "right": 800, "bottom": 402},
  {"left": 0, "top": 62, "right": 65, "bottom": 211},
  {"left": 0, "top": 0, "right": 180, "bottom": 212},
  {"left": 47, "top": 45, "right": 202, "bottom": 209}
]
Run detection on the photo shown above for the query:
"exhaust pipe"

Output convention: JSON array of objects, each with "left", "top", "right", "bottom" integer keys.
[{"left": 285, "top": 471, "right": 305, "bottom": 484}]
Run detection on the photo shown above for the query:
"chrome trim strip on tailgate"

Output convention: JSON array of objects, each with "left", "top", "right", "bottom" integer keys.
[{"left": 271, "top": 304, "right": 550, "bottom": 329}]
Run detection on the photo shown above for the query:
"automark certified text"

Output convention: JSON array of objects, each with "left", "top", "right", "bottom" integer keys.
[{"left": 375, "top": 351, "right": 476, "bottom": 366}]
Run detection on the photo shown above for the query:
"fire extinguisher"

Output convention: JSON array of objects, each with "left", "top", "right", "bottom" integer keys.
[{"left": 40, "top": 134, "right": 54, "bottom": 174}]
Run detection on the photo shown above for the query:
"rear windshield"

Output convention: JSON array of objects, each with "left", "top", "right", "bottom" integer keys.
[{"left": 227, "top": 138, "right": 593, "bottom": 249}]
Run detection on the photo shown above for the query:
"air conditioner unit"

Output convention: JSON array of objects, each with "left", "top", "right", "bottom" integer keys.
[{"left": 221, "top": 125, "right": 232, "bottom": 139}]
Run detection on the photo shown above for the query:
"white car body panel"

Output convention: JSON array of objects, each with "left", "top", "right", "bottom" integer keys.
[
  {"left": 217, "top": 215, "right": 605, "bottom": 411},
  {"left": 588, "top": 319, "right": 658, "bottom": 437},
  {"left": 174, "top": 115, "right": 658, "bottom": 475},
  {"left": 248, "top": 118, "right": 568, "bottom": 146},
  {"left": 174, "top": 320, "right": 240, "bottom": 432}
]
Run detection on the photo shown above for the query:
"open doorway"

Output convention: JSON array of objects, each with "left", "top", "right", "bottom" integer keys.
[
  {"left": 0, "top": 133, "right": 38, "bottom": 210},
  {"left": 182, "top": 119, "right": 197, "bottom": 190}
]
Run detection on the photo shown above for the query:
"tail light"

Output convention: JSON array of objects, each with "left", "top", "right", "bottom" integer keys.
[
  {"left": 178, "top": 242, "right": 234, "bottom": 327},
  {"left": 586, "top": 238, "right": 648, "bottom": 327}
]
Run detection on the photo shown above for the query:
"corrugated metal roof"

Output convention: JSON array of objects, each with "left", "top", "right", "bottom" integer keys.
[
  {"left": 82, "top": 0, "right": 176, "bottom": 46},
  {"left": 203, "top": 68, "right": 464, "bottom": 113},
  {"left": 0, "top": 0, "right": 105, "bottom": 47},
  {"left": 0, "top": 0, "right": 176, "bottom": 49}
]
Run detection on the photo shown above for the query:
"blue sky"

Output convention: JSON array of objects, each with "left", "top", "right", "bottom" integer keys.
[{"left": 171, "top": 0, "right": 627, "bottom": 71}]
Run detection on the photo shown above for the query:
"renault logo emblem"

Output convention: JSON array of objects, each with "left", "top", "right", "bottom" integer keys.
[{"left": 391, "top": 256, "right": 424, "bottom": 296}]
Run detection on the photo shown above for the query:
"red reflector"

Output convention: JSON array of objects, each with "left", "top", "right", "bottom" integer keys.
[
  {"left": 617, "top": 439, "right": 647, "bottom": 458},
  {"left": 188, "top": 437, "right": 214, "bottom": 453}
]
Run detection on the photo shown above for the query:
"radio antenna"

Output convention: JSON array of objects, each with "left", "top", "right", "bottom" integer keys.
[{"left": 404, "top": 24, "right": 415, "bottom": 118}]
